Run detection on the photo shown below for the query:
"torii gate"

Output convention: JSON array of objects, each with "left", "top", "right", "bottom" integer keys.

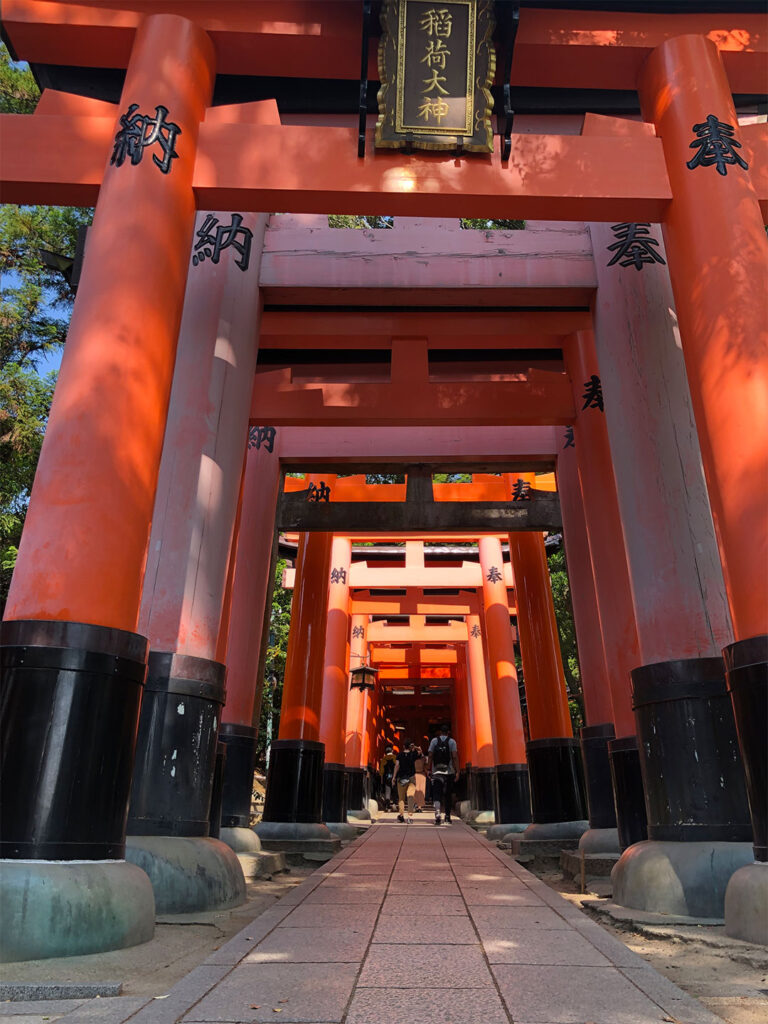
[{"left": 1, "top": 0, "right": 766, "bottom": 961}]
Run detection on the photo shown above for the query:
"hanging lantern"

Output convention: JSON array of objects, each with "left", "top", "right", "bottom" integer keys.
[{"left": 349, "top": 664, "right": 378, "bottom": 692}]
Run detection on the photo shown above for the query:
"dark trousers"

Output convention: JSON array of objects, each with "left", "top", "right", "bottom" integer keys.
[{"left": 431, "top": 774, "right": 454, "bottom": 820}]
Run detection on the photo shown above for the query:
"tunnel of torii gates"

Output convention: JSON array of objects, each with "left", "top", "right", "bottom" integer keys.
[{"left": 0, "top": 0, "right": 767, "bottom": 963}]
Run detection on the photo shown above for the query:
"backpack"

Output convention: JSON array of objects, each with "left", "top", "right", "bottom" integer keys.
[
  {"left": 383, "top": 757, "right": 395, "bottom": 783},
  {"left": 397, "top": 750, "right": 416, "bottom": 781},
  {"left": 433, "top": 736, "right": 451, "bottom": 769}
]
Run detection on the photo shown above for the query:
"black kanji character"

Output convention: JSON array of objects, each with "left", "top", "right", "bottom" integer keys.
[
  {"left": 607, "top": 223, "right": 666, "bottom": 271},
  {"left": 469, "top": 624, "right": 481, "bottom": 638},
  {"left": 352, "top": 625, "right": 365, "bottom": 639},
  {"left": 307, "top": 481, "right": 331, "bottom": 502},
  {"left": 581, "top": 375, "right": 604, "bottom": 413},
  {"left": 248, "top": 425, "right": 277, "bottom": 452},
  {"left": 110, "top": 103, "right": 181, "bottom": 174},
  {"left": 486, "top": 566, "right": 503, "bottom": 584},
  {"left": 330, "top": 567, "right": 347, "bottom": 585},
  {"left": 687, "top": 115, "right": 748, "bottom": 176},
  {"left": 192, "top": 213, "right": 253, "bottom": 271},
  {"left": 511, "top": 478, "right": 532, "bottom": 501},
  {"left": 563, "top": 426, "right": 575, "bottom": 449}
]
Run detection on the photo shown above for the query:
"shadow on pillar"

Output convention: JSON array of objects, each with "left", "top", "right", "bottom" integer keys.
[
  {"left": 126, "top": 652, "right": 245, "bottom": 914},
  {"left": 0, "top": 620, "right": 155, "bottom": 962},
  {"left": 723, "top": 636, "right": 768, "bottom": 943},
  {"left": 324, "top": 762, "right": 358, "bottom": 839},
  {"left": 613, "top": 657, "right": 753, "bottom": 919},
  {"left": 579, "top": 723, "right": 619, "bottom": 854},
  {"left": 346, "top": 767, "right": 370, "bottom": 820},
  {"left": 465, "top": 767, "right": 496, "bottom": 827}
]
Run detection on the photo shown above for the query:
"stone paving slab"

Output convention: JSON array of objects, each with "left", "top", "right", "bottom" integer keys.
[
  {"left": 359, "top": 943, "right": 493, "bottom": 988},
  {"left": 381, "top": 893, "right": 467, "bottom": 915},
  {"left": 245, "top": 924, "right": 372, "bottom": 963},
  {"left": 483, "top": 927, "right": 611, "bottom": 966},
  {"left": 372, "top": 913, "right": 479, "bottom": 944},
  {"left": 346, "top": 986, "right": 511, "bottom": 1024},
  {"left": 469, "top": 904, "right": 573, "bottom": 932},
  {"left": 491, "top": 964, "right": 674, "bottom": 1023},
  {"left": 182, "top": 962, "right": 359, "bottom": 1022},
  {"left": 280, "top": 903, "right": 381, "bottom": 929}
]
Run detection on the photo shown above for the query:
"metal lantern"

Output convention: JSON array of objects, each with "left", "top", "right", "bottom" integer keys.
[{"left": 349, "top": 664, "right": 378, "bottom": 692}]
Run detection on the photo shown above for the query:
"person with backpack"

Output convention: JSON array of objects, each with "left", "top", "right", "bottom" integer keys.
[
  {"left": 378, "top": 746, "right": 397, "bottom": 811},
  {"left": 392, "top": 741, "right": 418, "bottom": 823},
  {"left": 426, "top": 725, "right": 459, "bottom": 825}
]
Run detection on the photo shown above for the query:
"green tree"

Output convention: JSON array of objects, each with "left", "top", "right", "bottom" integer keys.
[
  {"left": 547, "top": 542, "right": 584, "bottom": 730},
  {"left": 0, "top": 44, "right": 94, "bottom": 609},
  {"left": 256, "top": 558, "right": 294, "bottom": 767}
]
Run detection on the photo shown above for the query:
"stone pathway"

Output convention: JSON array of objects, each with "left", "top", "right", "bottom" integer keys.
[{"left": 0, "top": 822, "right": 727, "bottom": 1024}]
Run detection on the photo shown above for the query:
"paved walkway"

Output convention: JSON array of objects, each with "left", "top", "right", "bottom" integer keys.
[{"left": 1, "top": 822, "right": 725, "bottom": 1024}]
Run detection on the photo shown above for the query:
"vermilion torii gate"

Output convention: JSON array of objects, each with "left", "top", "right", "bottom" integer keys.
[{"left": 0, "top": 0, "right": 766, "bottom": 961}]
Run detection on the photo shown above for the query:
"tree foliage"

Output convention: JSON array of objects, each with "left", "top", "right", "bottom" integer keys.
[
  {"left": 546, "top": 543, "right": 584, "bottom": 730},
  {"left": 256, "top": 558, "right": 294, "bottom": 767},
  {"left": 0, "top": 44, "right": 94, "bottom": 609}
]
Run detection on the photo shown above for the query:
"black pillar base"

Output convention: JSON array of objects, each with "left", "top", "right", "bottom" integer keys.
[
  {"left": 474, "top": 767, "right": 496, "bottom": 814},
  {"left": 219, "top": 724, "right": 258, "bottom": 828},
  {"left": 262, "top": 739, "right": 325, "bottom": 824},
  {"left": 526, "top": 737, "right": 587, "bottom": 824},
  {"left": 346, "top": 767, "right": 365, "bottom": 812},
  {"left": 127, "top": 652, "right": 226, "bottom": 838},
  {"left": 468, "top": 767, "right": 478, "bottom": 809},
  {"left": 322, "top": 762, "right": 347, "bottom": 822},
  {"left": 631, "top": 657, "right": 751, "bottom": 843},
  {"left": 208, "top": 741, "right": 227, "bottom": 839},
  {"left": 608, "top": 736, "right": 648, "bottom": 851},
  {"left": 0, "top": 619, "right": 148, "bottom": 860},
  {"left": 580, "top": 723, "right": 618, "bottom": 830},
  {"left": 495, "top": 764, "right": 530, "bottom": 822},
  {"left": 724, "top": 636, "right": 768, "bottom": 862}
]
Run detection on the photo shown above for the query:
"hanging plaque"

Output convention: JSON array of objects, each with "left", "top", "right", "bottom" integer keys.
[{"left": 375, "top": 0, "right": 495, "bottom": 153}]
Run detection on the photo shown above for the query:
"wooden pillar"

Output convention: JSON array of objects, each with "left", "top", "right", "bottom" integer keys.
[
  {"left": 477, "top": 536, "right": 529, "bottom": 823},
  {"left": 556, "top": 443, "right": 619, "bottom": 836},
  {"left": 637, "top": 35, "right": 765, "bottom": 861},
  {"left": 345, "top": 613, "right": 369, "bottom": 814},
  {"left": 218, "top": 434, "right": 283, "bottom": 830},
  {"left": 565, "top": 332, "right": 640, "bottom": 741},
  {"left": 507, "top": 492, "right": 586, "bottom": 828},
  {"left": 261, "top": 525, "right": 333, "bottom": 824},
  {"left": 127, "top": 211, "right": 267, "bottom": 841},
  {"left": 1, "top": 14, "right": 215, "bottom": 869},
  {"left": 319, "top": 536, "right": 352, "bottom": 822},
  {"left": 466, "top": 614, "right": 497, "bottom": 813}
]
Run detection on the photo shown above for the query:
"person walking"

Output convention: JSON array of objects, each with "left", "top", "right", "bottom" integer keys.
[
  {"left": 413, "top": 745, "right": 426, "bottom": 812},
  {"left": 393, "top": 741, "right": 418, "bottom": 823},
  {"left": 378, "top": 746, "right": 397, "bottom": 812},
  {"left": 426, "top": 725, "right": 459, "bottom": 825}
]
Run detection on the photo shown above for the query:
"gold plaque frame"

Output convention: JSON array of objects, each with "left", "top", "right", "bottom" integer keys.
[{"left": 375, "top": 0, "right": 496, "bottom": 153}]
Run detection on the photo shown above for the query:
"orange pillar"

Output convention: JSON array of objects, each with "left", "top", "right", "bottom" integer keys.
[
  {"left": 565, "top": 334, "right": 640, "bottom": 741},
  {"left": 319, "top": 536, "right": 352, "bottom": 822},
  {"left": 466, "top": 613, "right": 497, "bottom": 814},
  {"left": 556, "top": 445, "right": 620, "bottom": 839},
  {"left": 477, "top": 535, "right": 530, "bottom": 823},
  {"left": 507, "top": 489, "right": 587, "bottom": 829},
  {"left": 1, "top": 15, "right": 215, "bottom": 879},
  {"left": 505, "top": 529, "right": 572, "bottom": 741},
  {"left": 6, "top": 16, "right": 214, "bottom": 631},
  {"left": 260, "top": 528, "right": 333, "bottom": 825},
  {"left": 219, "top": 434, "right": 283, "bottom": 832},
  {"left": 555, "top": 446, "right": 614, "bottom": 728},
  {"left": 345, "top": 613, "right": 370, "bottom": 814},
  {"left": 638, "top": 36, "right": 767, "bottom": 869},
  {"left": 639, "top": 37, "right": 768, "bottom": 647}
]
